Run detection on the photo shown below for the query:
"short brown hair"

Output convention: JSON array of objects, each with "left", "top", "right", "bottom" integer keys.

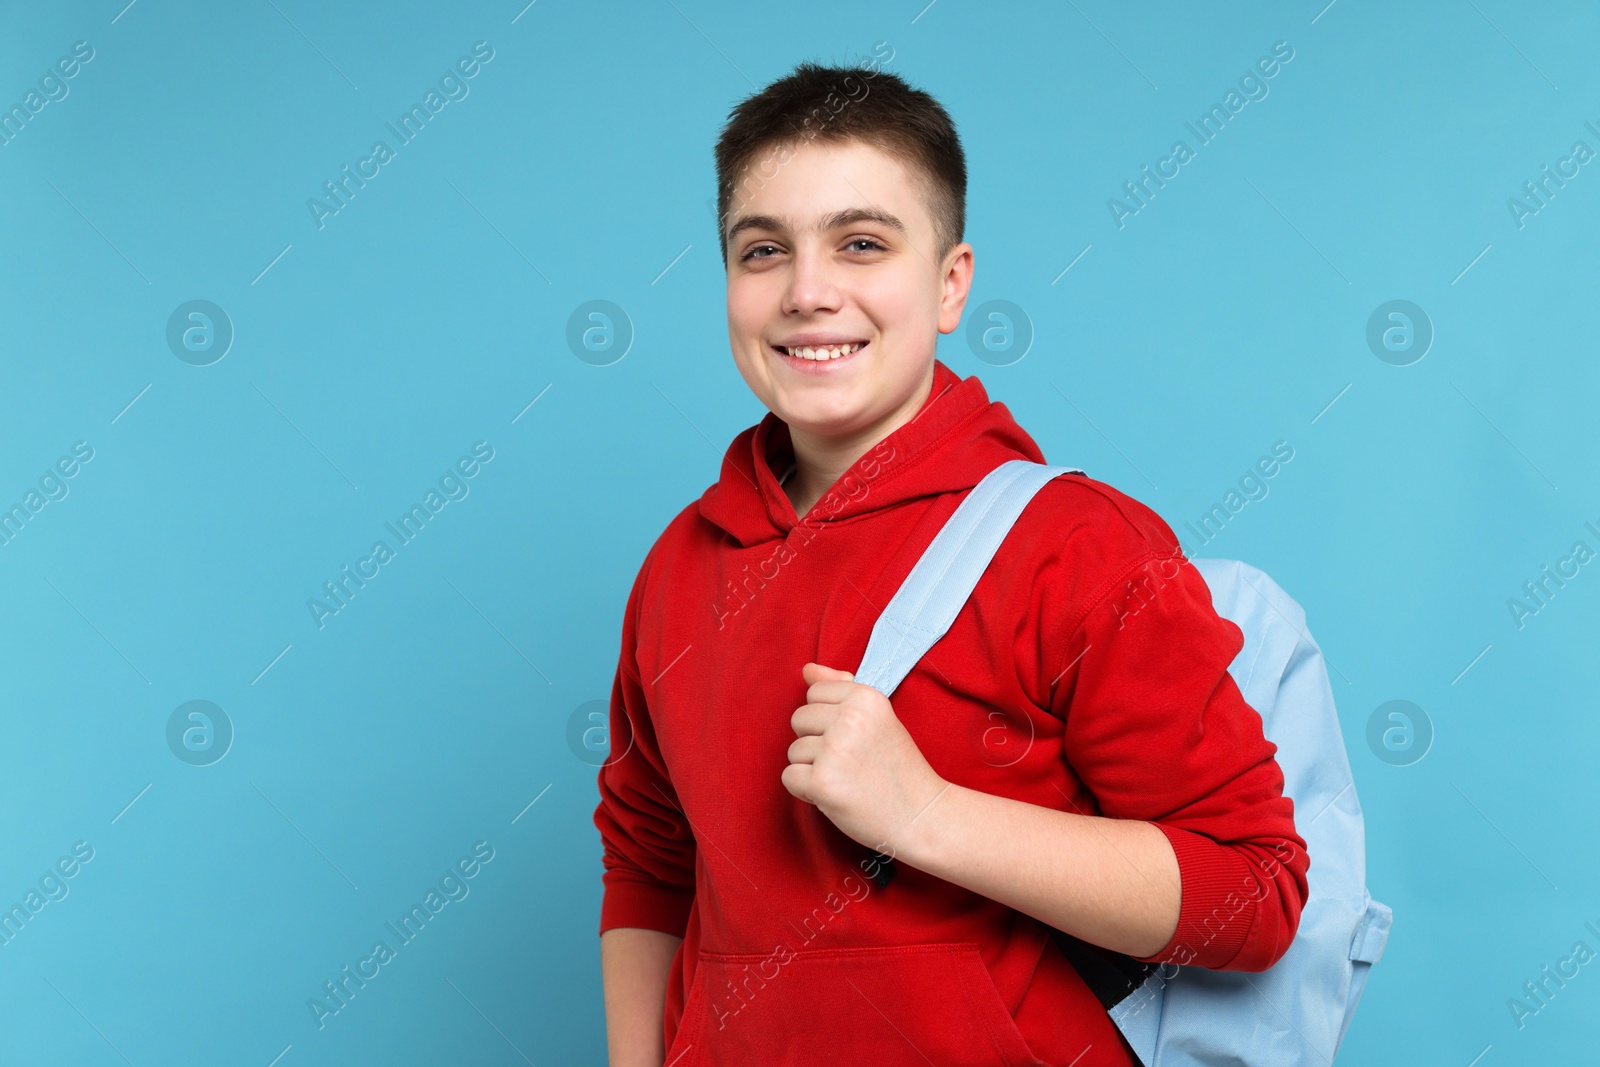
[{"left": 713, "top": 58, "right": 967, "bottom": 263}]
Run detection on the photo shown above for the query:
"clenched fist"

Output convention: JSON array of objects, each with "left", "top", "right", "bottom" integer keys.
[{"left": 782, "top": 662, "right": 950, "bottom": 855}]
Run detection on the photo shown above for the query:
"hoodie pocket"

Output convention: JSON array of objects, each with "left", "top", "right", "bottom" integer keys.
[{"left": 673, "top": 941, "right": 1042, "bottom": 1067}]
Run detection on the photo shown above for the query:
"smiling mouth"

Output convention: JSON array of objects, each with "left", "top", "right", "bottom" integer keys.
[{"left": 773, "top": 341, "right": 867, "bottom": 362}]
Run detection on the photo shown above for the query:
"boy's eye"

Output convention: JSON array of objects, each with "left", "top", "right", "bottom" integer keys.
[{"left": 736, "top": 238, "right": 885, "bottom": 262}]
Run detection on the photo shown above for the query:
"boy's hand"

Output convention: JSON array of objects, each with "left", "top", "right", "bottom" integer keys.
[{"left": 782, "top": 662, "right": 949, "bottom": 853}]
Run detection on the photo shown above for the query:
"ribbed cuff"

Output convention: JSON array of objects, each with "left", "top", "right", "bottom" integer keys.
[
  {"left": 1129, "top": 824, "right": 1255, "bottom": 969},
  {"left": 598, "top": 874, "right": 694, "bottom": 938}
]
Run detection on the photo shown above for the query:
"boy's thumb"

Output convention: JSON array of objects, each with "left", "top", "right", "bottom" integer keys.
[{"left": 805, "top": 661, "right": 855, "bottom": 681}]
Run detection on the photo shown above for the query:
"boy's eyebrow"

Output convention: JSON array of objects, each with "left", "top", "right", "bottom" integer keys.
[{"left": 725, "top": 207, "right": 908, "bottom": 244}]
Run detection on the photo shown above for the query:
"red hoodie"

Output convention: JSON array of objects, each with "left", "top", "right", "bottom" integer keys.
[{"left": 594, "top": 359, "right": 1308, "bottom": 1067}]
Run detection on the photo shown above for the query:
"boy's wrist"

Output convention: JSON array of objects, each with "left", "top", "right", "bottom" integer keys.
[{"left": 886, "top": 776, "right": 960, "bottom": 873}]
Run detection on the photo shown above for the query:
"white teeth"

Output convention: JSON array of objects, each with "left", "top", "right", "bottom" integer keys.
[{"left": 788, "top": 343, "right": 860, "bottom": 361}]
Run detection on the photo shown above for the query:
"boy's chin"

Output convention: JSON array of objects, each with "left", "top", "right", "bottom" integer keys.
[{"left": 773, "top": 396, "right": 876, "bottom": 439}]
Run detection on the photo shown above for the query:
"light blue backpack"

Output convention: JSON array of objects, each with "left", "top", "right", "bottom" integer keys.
[{"left": 853, "top": 460, "right": 1392, "bottom": 1066}]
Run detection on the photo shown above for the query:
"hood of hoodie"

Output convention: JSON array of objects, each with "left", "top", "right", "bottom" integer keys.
[{"left": 697, "top": 359, "right": 1048, "bottom": 548}]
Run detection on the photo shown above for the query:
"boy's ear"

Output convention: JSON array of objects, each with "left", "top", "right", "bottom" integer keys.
[{"left": 936, "top": 242, "right": 975, "bottom": 335}]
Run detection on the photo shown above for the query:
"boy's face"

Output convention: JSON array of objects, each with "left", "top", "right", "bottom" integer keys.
[{"left": 723, "top": 138, "right": 973, "bottom": 447}]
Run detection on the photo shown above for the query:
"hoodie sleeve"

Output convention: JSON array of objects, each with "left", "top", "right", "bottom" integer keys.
[
  {"left": 1045, "top": 510, "right": 1309, "bottom": 973},
  {"left": 593, "top": 547, "right": 697, "bottom": 938}
]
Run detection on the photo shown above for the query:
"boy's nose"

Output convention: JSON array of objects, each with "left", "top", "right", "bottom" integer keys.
[{"left": 782, "top": 252, "right": 844, "bottom": 315}]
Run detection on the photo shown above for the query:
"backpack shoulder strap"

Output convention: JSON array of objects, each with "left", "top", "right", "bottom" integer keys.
[
  {"left": 851, "top": 458, "right": 1162, "bottom": 1012},
  {"left": 854, "top": 459, "right": 1081, "bottom": 697}
]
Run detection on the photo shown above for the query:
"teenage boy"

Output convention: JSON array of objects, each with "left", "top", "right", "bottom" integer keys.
[{"left": 594, "top": 62, "right": 1308, "bottom": 1067}]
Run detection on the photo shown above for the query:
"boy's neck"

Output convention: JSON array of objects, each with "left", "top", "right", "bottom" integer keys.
[
  {"left": 780, "top": 432, "right": 866, "bottom": 520},
  {"left": 778, "top": 364, "right": 937, "bottom": 520}
]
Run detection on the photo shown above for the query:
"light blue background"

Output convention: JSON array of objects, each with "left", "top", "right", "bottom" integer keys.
[{"left": 2, "top": 1, "right": 1596, "bottom": 1064}]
